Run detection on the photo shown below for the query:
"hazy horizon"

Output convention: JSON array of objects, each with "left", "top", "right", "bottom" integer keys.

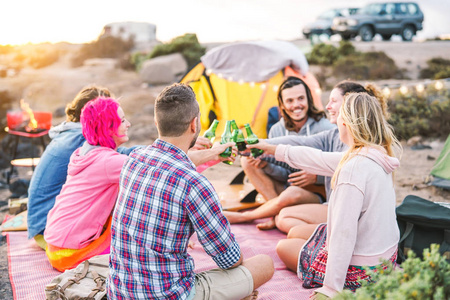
[{"left": 2, "top": 0, "right": 449, "bottom": 45}]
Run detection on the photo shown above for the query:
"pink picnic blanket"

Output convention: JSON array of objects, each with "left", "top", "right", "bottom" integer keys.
[{"left": 7, "top": 223, "right": 315, "bottom": 300}]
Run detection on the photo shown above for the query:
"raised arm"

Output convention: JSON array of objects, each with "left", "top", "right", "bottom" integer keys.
[
  {"left": 275, "top": 145, "right": 343, "bottom": 177},
  {"left": 188, "top": 142, "right": 237, "bottom": 166}
]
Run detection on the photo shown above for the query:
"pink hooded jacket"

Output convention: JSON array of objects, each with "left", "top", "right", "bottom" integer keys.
[
  {"left": 275, "top": 145, "right": 400, "bottom": 298},
  {"left": 45, "top": 144, "right": 127, "bottom": 249}
]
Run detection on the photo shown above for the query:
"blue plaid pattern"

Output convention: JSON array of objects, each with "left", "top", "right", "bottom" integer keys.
[{"left": 107, "top": 139, "right": 241, "bottom": 300}]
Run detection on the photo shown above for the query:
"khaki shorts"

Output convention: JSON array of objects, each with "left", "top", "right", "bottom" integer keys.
[{"left": 191, "top": 266, "right": 253, "bottom": 300}]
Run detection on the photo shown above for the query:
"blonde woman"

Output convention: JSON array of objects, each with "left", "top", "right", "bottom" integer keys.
[{"left": 247, "top": 92, "right": 402, "bottom": 299}]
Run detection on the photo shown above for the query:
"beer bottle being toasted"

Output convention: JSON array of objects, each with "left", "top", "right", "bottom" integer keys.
[
  {"left": 220, "top": 120, "right": 233, "bottom": 165},
  {"left": 203, "top": 119, "right": 219, "bottom": 143},
  {"left": 244, "top": 123, "right": 264, "bottom": 158},
  {"left": 230, "top": 120, "right": 247, "bottom": 152}
]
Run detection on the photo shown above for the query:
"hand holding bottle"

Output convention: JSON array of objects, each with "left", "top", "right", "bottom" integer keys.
[
  {"left": 212, "top": 142, "right": 238, "bottom": 163},
  {"left": 245, "top": 139, "right": 277, "bottom": 156},
  {"left": 191, "top": 136, "right": 213, "bottom": 150}
]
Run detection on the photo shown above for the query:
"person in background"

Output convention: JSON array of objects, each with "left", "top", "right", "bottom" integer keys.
[
  {"left": 27, "top": 86, "right": 117, "bottom": 248},
  {"left": 108, "top": 83, "right": 274, "bottom": 300},
  {"left": 249, "top": 92, "right": 401, "bottom": 299},
  {"left": 28, "top": 86, "right": 235, "bottom": 251},
  {"left": 44, "top": 97, "right": 132, "bottom": 271},
  {"left": 228, "top": 77, "right": 334, "bottom": 229},
  {"left": 271, "top": 82, "right": 388, "bottom": 236},
  {"left": 224, "top": 81, "right": 384, "bottom": 232}
]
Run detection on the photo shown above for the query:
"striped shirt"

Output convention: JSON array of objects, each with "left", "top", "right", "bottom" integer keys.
[{"left": 107, "top": 139, "right": 241, "bottom": 299}]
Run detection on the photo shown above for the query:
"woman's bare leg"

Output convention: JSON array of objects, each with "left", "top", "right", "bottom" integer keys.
[
  {"left": 287, "top": 224, "right": 321, "bottom": 240},
  {"left": 276, "top": 238, "right": 305, "bottom": 272},
  {"left": 275, "top": 203, "right": 327, "bottom": 233}
]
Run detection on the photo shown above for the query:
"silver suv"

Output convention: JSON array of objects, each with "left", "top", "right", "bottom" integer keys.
[{"left": 332, "top": 2, "right": 424, "bottom": 41}]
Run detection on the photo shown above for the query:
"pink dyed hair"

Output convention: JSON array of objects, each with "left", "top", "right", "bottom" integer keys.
[{"left": 80, "top": 97, "right": 121, "bottom": 149}]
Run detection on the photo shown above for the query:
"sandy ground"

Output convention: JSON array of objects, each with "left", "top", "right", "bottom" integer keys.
[{"left": 0, "top": 39, "right": 449, "bottom": 298}]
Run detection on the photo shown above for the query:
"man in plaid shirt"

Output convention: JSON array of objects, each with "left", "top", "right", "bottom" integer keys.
[{"left": 108, "top": 83, "right": 274, "bottom": 299}]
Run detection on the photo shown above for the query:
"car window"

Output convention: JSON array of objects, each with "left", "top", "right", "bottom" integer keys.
[
  {"left": 385, "top": 3, "right": 395, "bottom": 15},
  {"left": 407, "top": 3, "right": 418, "bottom": 14},
  {"left": 397, "top": 3, "right": 418, "bottom": 15},
  {"left": 349, "top": 8, "right": 359, "bottom": 15},
  {"left": 361, "top": 3, "right": 384, "bottom": 15}
]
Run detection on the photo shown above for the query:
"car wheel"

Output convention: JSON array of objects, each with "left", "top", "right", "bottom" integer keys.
[
  {"left": 382, "top": 34, "right": 392, "bottom": 41},
  {"left": 359, "top": 25, "right": 374, "bottom": 42},
  {"left": 401, "top": 26, "right": 415, "bottom": 41},
  {"left": 341, "top": 34, "right": 351, "bottom": 41}
]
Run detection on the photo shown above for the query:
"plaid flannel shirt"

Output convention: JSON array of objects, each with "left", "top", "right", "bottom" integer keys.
[{"left": 107, "top": 139, "right": 241, "bottom": 300}]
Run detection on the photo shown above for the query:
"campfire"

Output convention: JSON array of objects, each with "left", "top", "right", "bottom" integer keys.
[{"left": 6, "top": 100, "right": 52, "bottom": 134}]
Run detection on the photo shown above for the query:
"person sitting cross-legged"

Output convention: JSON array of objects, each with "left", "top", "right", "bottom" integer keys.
[{"left": 224, "top": 77, "right": 336, "bottom": 230}]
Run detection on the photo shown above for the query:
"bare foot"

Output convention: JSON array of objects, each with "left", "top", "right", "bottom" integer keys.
[
  {"left": 241, "top": 290, "right": 259, "bottom": 300},
  {"left": 223, "top": 211, "right": 251, "bottom": 224},
  {"left": 256, "top": 218, "right": 276, "bottom": 230}
]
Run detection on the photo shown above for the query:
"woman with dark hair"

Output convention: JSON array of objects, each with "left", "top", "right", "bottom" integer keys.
[{"left": 44, "top": 97, "right": 131, "bottom": 271}]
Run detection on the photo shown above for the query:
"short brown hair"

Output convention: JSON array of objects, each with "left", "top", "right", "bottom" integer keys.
[
  {"left": 155, "top": 83, "right": 199, "bottom": 137},
  {"left": 65, "top": 86, "right": 111, "bottom": 122}
]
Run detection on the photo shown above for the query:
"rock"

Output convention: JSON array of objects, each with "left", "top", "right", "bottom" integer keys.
[
  {"left": 407, "top": 136, "right": 422, "bottom": 147},
  {"left": 53, "top": 106, "right": 66, "bottom": 118},
  {"left": 139, "top": 53, "right": 187, "bottom": 85}
]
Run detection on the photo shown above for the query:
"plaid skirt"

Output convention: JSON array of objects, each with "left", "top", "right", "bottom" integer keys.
[{"left": 297, "top": 223, "right": 397, "bottom": 291}]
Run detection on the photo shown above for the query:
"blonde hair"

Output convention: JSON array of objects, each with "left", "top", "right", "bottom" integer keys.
[
  {"left": 331, "top": 92, "right": 402, "bottom": 187},
  {"left": 65, "top": 86, "right": 111, "bottom": 122},
  {"left": 334, "top": 81, "right": 390, "bottom": 120}
]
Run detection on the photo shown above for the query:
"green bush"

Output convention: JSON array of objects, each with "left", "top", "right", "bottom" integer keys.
[
  {"left": 306, "top": 43, "right": 339, "bottom": 66},
  {"left": 420, "top": 58, "right": 450, "bottom": 80},
  {"left": 335, "top": 244, "right": 450, "bottom": 300},
  {"left": 130, "top": 52, "right": 149, "bottom": 71},
  {"left": 389, "top": 88, "right": 450, "bottom": 140},
  {"left": 333, "top": 51, "right": 401, "bottom": 80},
  {"left": 71, "top": 36, "right": 134, "bottom": 67},
  {"left": 306, "top": 41, "right": 402, "bottom": 80},
  {"left": 337, "top": 40, "right": 356, "bottom": 57},
  {"left": 148, "top": 33, "right": 205, "bottom": 69}
]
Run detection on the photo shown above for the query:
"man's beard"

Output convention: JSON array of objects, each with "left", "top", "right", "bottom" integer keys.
[
  {"left": 189, "top": 132, "right": 199, "bottom": 149},
  {"left": 189, "top": 119, "right": 201, "bottom": 149}
]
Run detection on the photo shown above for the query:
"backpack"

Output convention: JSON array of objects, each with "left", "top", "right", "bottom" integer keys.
[
  {"left": 396, "top": 195, "right": 450, "bottom": 264},
  {"left": 44, "top": 255, "right": 109, "bottom": 300}
]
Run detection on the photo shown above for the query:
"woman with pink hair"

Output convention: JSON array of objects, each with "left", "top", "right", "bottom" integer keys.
[{"left": 44, "top": 97, "right": 131, "bottom": 271}]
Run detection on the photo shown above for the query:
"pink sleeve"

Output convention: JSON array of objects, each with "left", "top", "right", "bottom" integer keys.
[
  {"left": 275, "top": 144, "right": 342, "bottom": 177},
  {"left": 105, "top": 153, "right": 128, "bottom": 183}
]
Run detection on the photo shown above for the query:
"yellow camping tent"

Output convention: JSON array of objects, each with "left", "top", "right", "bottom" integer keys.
[{"left": 180, "top": 40, "right": 322, "bottom": 138}]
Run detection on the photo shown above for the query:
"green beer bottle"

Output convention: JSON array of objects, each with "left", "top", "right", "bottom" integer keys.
[
  {"left": 220, "top": 120, "right": 233, "bottom": 165},
  {"left": 203, "top": 119, "right": 219, "bottom": 143},
  {"left": 230, "top": 120, "right": 247, "bottom": 152},
  {"left": 244, "top": 123, "right": 264, "bottom": 158}
]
